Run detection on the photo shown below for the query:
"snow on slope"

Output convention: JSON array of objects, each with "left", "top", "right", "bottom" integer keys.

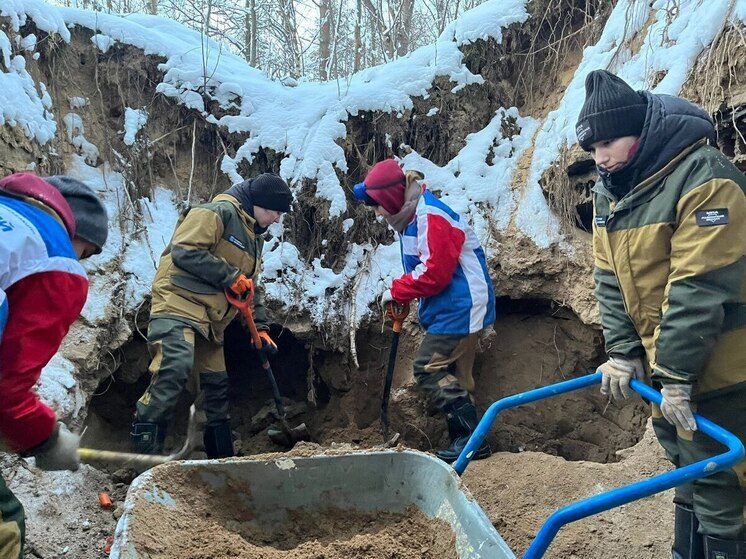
[{"left": 1, "top": 0, "right": 743, "bottom": 364}]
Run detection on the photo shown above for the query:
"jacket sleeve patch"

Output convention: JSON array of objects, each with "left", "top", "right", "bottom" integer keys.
[
  {"left": 228, "top": 235, "right": 246, "bottom": 249},
  {"left": 595, "top": 215, "right": 607, "bottom": 227},
  {"left": 695, "top": 208, "right": 728, "bottom": 226}
]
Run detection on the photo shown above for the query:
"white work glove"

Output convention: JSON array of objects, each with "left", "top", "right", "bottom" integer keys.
[
  {"left": 34, "top": 422, "right": 81, "bottom": 472},
  {"left": 380, "top": 288, "right": 394, "bottom": 309},
  {"left": 597, "top": 355, "right": 645, "bottom": 401},
  {"left": 660, "top": 384, "right": 697, "bottom": 432}
]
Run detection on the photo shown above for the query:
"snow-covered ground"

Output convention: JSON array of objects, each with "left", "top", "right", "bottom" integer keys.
[{"left": 1, "top": 0, "right": 745, "bottom": 409}]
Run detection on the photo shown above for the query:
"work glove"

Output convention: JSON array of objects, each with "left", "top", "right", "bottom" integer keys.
[
  {"left": 257, "top": 330, "right": 278, "bottom": 355},
  {"left": 34, "top": 423, "right": 80, "bottom": 472},
  {"left": 381, "top": 288, "right": 394, "bottom": 309},
  {"left": 597, "top": 355, "right": 645, "bottom": 402},
  {"left": 230, "top": 274, "right": 253, "bottom": 297},
  {"left": 660, "top": 383, "right": 697, "bottom": 432}
]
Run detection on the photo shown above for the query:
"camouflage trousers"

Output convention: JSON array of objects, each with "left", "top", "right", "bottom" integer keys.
[
  {"left": 413, "top": 331, "right": 481, "bottom": 411},
  {"left": 0, "top": 474, "right": 23, "bottom": 559},
  {"left": 136, "top": 318, "right": 230, "bottom": 428},
  {"left": 652, "top": 386, "right": 746, "bottom": 539}
]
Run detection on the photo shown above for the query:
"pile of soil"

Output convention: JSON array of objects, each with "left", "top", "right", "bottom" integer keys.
[
  {"left": 12, "top": 422, "right": 675, "bottom": 559},
  {"left": 463, "top": 420, "right": 674, "bottom": 558},
  {"left": 127, "top": 463, "right": 457, "bottom": 559}
]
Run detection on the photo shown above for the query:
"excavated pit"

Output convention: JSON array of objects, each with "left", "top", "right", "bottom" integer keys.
[{"left": 81, "top": 296, "right": 647, "bottom": 465}]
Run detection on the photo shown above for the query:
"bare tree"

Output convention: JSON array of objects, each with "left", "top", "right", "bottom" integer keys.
[
  {"left": 319, "top": 0, "right": 332, "bottom": 79},
  {"left": 361, "top": 0, "right": 393, "bottom": 60},
  {"left": 395, "top": 0, "right": 414, "bottom": 55},
  {"left": 61, "top": 0, "right": 487, "bottom": 81},
  {"left": 276, "top": 0, "right": 303, "bottom": 77},
  {"left": 244, "top": 0, "right": 258, "bottom": 65},
  {"left": 353, "top": 0, "right": 363, "bottom": 72}
]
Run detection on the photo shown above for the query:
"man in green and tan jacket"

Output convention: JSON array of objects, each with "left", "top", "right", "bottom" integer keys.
[
  {"left": 132, "top": 174, "right": 292, "bottom": 459},
  {"left": 577, "top": 70, "right": 746, "bottom": 559}
]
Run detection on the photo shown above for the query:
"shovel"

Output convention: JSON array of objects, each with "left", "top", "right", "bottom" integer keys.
[
  {"left": 380, "top": 300, "right": 410, "bottom": 446},
  {"left": 225, "top": 287, "right": 311, "bottom": 447},
  {"left": 78, "top": 404, "right": 201, "bottom": 468}
]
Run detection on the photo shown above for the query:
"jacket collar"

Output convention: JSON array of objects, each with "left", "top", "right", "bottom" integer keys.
[
  {"left": 592, "top": 139, "right": 707, "bottom": 211},
  {"left": 213, "top": 193, "right": 264, "bottom": 234}
]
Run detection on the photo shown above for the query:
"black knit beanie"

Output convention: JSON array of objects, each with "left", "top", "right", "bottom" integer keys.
[
  {"left": 575, "top": 70, "right": 648, "bottom": 151},
  {"left": 250, "top": 174, "right": 292, "bottom": 212},
  {"left": 45, "top": 175, "right": 108, "bottom": 254}
]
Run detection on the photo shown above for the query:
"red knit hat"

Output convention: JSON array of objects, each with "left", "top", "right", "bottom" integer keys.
[{"left": 363, "top": 159, "right": 406, "bottom": 215}]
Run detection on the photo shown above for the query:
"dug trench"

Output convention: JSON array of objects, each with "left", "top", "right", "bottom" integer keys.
[{"left": 76, "top": 296, "right": 650, "bottom": 556}]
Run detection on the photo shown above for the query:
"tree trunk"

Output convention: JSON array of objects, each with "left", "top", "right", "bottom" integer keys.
[
  {"left": 148, "top": 0, "right": 157, "bottom": 15},
  {"left": 278, "top": 0, "right": 303, "bottom": 78},
  {"left": 396, "top": 0, "right": 414, "bottom": 55},
  {"left": 319, "top": 0, "right": 332, "bottom": 80},
  {"left": 353, "top": 0, "right": 362, "bottom": 72},
  {"left": 244, "top": 0, "right": 257, "bottom": 65},
  {"left": 361, "top": 0, "right": 393, "bottom": 61}
]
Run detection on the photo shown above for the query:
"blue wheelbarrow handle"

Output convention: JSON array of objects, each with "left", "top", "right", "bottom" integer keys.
[{"left": 452, "top": 372, "right": 745, "bottom": 559}]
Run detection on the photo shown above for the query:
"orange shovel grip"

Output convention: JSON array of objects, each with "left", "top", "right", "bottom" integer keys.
[
  {"left": 225, "top": 289, "right": 263, "bottom": 351},
  {"left": 386, "top": 301, "right": 410, "bottom": 333}
]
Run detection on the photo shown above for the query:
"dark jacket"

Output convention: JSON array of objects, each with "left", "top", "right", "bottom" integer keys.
[
  {"left": 149, "top": 193, "right": 268, "bottom": 343},
  {"left": 592, "top": 93, "right": 746, "bottom": 399}
]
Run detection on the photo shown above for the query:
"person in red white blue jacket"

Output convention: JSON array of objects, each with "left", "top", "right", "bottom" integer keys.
[
  {"left": 0, "top": 172, "right": 108, "bottom": 559},
  {"left": 354, "top": 158, "right": 495, "bottom": 463}
]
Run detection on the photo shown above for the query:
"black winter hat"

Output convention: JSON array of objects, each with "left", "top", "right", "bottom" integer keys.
[
  {"left": 250, "top": 174, "right": 292, "bottom": 212},
  {"left": 45, "top": 175, "right": 109, "bottom": 254},
  {"left": 575, "top": 70, "right": 648, "bottom": 151}
]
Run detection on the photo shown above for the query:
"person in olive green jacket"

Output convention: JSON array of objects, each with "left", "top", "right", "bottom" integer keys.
[
  {"left": 576, "top": 70, "right": 746, "bottom": 559},
  {"left": 132, "top": 174, "right": 292, "bottom": 459}
]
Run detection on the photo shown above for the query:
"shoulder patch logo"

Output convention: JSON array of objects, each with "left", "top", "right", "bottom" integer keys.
[
  {"left": 228, "top": 235, "right": 246, "bottom": 249},
  {"left": 594, "top": 215, "right": 607, "bottom": 227},
  {"left": 695, "top": 208, "right": 728, "bottom": 227}
]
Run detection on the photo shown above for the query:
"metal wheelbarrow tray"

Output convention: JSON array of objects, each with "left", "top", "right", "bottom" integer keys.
[{"left": 109, "top": 448, "right": 513, "bottom": 558}]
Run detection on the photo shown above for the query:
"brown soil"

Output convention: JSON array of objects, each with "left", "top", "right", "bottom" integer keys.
[
  {"left": 4, "top": 456, "right": 123, "bottom": 559},
  {"left": 71, "top": 304, "right": 657, "bottom": 559},
  {"left": 15, "top": 420, "right": 675, "bottom": 559},
  {"left": 127, "top": 464, "right": 457, "bottom": 559},
  {"left": 120, "top": 422, "right": 673, "bottom": 559},
  {"left": 464, "top": 421, "right": 674, "bottom": 558}
]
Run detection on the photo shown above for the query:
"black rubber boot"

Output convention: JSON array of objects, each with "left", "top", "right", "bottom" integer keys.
[
  {"left": 130, "top": 422, "right": 166, "bottom": 455},
  {"left": 204, "top": 421, "right": 234, "bottom": 459},
  {"left": 703, "top": 535, "right": 746, "bottom": 559},
  {"left": 672, "top": 504, "right": 704, "bottom": 559},
  {"left": 434, "top": 397, "right": 491, "bottom": 464}
]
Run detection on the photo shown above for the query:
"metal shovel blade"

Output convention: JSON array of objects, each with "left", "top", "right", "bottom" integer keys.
[
  {"left": 267, "top": 420, "right": 312, "bottom": 447},
  {"left": 262, "top": 358, "right": 312, "bottom": 447}
]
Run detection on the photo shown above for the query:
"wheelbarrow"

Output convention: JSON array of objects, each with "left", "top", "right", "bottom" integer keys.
[
  {"left": 453, "top": 372, "right": 745, "bottom": 558},
  {"left": 108, "top": 449, "right": 513, "bottom": 558},
  {"left": 108, "top": 373, "right": 743, "bottom": 558}
]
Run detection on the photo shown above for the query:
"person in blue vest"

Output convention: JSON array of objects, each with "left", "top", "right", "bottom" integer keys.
[
  {"left": 0, "top": 172, "right": 108, "bottom": 559},
  {"left": 354, "top": 159, "right": 496, "bottom": 463}
]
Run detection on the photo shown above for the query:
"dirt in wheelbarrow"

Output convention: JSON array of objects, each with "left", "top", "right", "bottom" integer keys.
[{"left": 128, "top": 464, "right": 457, "bottom": 559}]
